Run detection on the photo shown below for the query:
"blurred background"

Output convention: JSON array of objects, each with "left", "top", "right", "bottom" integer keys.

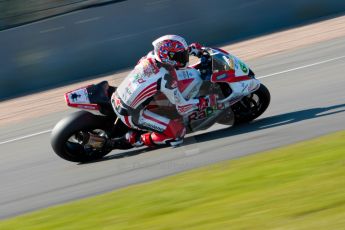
[
  {"left": 1, "top": 0, "right": 345, "bottom": 100},
  {"left": 0, "top": 0, "right": 123, "bottom": 30}
]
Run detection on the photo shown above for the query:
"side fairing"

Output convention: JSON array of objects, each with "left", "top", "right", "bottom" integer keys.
[
  {"left": 215, "top": 79, "right": 260, "bottom": 105},
  {"left": 228, "top": 54, "right": 250, "bottom": 77}
]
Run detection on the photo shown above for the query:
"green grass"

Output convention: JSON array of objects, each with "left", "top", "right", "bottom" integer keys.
[{"left": 1, "top": 131, "right": 345, "bottom": 230}]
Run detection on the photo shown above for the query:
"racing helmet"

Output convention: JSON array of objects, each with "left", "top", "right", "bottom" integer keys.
[{"left": 152, "top": 35, "right": 189, "bottom": 68}]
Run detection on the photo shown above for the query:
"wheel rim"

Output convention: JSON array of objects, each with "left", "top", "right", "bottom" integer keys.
[{"left": 236, "top": 93, "right": 262, "bottom": 117}]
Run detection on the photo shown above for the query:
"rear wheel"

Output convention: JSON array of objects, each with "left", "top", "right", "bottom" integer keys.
[
  {"left": 232, "top": 84, "right": 270, "bottom": 125},
  {"left": 51, "top": 111, "right": 114, "bottom": 162}
]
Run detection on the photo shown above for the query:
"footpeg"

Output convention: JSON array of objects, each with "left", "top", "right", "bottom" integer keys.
[{"left": 105, "top": 136, "right": 133, "bottom": 150}]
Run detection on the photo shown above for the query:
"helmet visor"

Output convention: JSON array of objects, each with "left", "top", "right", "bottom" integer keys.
[{"left": 169, "top": 49, "right": 189, "bottom": 67}]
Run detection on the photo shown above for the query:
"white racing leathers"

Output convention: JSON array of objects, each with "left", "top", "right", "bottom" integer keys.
[{"left": 111, "top": 53, "right": 200, "bottom": 146}]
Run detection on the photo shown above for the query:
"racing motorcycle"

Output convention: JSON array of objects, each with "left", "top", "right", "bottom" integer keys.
[{"left": 51, "top": 47, "right": 270, "bottom": 162}]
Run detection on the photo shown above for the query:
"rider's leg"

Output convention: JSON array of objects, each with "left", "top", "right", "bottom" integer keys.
[{"left": 123, "top": 109, "right": 186, "bottom": 147}]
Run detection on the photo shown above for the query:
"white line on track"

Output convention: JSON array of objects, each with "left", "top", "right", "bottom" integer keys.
[
  {"left": 39, "top": 26, "right": 65, "bottom": 34},
  {"left": 0, "top": 130, "right": 52, "bottom": 145},
  {"left": 75, "top": 17, "right": 101, "bottom": 24},
  {"left": 257, "top": 55, "right": 345, "bottom": 79},
  {"left": 1, "top": 54, "right": 345, "bottom": 146}
]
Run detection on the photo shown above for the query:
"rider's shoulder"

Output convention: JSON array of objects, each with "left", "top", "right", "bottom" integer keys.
[{"left": 135, "top": 53, "right": 160, "bottom": 77}]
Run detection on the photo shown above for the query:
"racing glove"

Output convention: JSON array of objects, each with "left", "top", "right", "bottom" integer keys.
[{"left": 188, "top": 42, "right": 203, "bottom": 57}]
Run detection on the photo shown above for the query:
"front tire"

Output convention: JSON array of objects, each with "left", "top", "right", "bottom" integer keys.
[
  {"left": 51, "top": 111, "right": 113, "bottom": 162},
  {"left": 232, "top": 83, "right": 271, "bottom": 125}
]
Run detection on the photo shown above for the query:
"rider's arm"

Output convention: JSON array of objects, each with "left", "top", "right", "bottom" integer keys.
[
  {"left": 160, "top": 72, "right": 199, "bottom": 116},
  {"left": 160, "top": 72, "right": 218, "bottom": 116},
  {"left": 189, "top": 42, "right": 203, "bottom": 57}
]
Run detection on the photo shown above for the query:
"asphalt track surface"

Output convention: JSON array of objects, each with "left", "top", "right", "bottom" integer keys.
[{"left": 0, "top": 36, "right": 345, "bottom": 219}]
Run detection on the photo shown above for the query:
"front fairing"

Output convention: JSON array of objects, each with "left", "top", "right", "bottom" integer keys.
[{"left": 205, "top": 48, "right": 260, "bottom": 104}]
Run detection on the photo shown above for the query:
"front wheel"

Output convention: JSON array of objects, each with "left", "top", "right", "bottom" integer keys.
[
  {"left": 232, "top": 83, "right": 271, "bottom": 125},
  {"left": 51, "top": 111, "right": 114, "bottom": 162}
]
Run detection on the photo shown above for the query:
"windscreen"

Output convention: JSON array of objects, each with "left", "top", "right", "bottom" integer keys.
[
  {"left": 204, "top": 48, "right": 235, "bottom": 73},
  {"left": 211, "top": 53, "right": 233, "bottom": 72}
]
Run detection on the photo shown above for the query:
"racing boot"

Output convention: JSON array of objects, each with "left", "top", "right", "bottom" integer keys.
[
  {"left": 106, "top": 131, "right": 142, "bottom": 150},
  {"left": 108, "top": 130, "right": 185, "bottom": 149},
  {"left": 141, "top": 132, "right": 184, "bottom": 148},
  {"left": 125, "top": 131, "right": 145, "bottom": 147}
]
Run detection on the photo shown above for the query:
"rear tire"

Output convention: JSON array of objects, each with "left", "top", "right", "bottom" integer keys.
[
  {"left": 51, "top": 111, "right": 113, "bottom": 162},
  {"left": 232, "top": 83, "right": 271, "bottom": 125}
]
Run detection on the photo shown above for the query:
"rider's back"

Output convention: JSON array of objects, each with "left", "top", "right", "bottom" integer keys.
[{"left": 117, "top": 56, "right": 166, "bottom": 109}]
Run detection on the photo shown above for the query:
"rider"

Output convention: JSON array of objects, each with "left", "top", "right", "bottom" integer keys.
[{"left": 111, "top": 35, "right": 218, "bottom": 147}]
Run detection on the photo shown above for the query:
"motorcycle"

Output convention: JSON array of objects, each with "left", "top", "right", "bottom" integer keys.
[{"left": 51, "top": 47, "right": 270, "bottom": 162}]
